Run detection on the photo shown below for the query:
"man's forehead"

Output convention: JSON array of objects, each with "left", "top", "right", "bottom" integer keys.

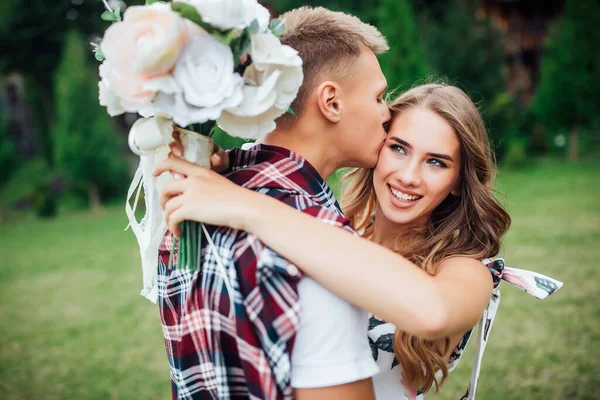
[{"left": 359, "top": 52, "right": 387, "bottom": 87}]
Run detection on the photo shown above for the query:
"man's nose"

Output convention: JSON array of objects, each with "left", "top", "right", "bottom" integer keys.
[{"left": 382, "top": 107, "right": 391, "bottom": 124}]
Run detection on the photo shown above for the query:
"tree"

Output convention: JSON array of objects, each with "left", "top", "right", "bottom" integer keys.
[
  {"left": 419, "top": 0, "right": 511, "bottom": 152},
  {"left": 0, "top": 113, "right": 15, "bottom": 186},
  {"left": 53, "top": 30, "right": 127, "bottom": 212},
  {"left": 269, "top": 0, "right": 380, "bottom": 24},
  {"left": 0, "top": 0, "right": 145, "bottom": 166},
  {"left": 377, "top": 0, "right": 428, "bottom": 91},
  {"left": 533, "top": 0, "right": 600, "bottom": 161}
]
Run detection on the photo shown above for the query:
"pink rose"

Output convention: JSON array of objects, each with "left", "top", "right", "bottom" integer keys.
[{"left": 99, "top": 2, "right": 190, "bottom": 109}]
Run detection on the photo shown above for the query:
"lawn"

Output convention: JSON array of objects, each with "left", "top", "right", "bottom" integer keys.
[{"left": 0, "top": 157, "right": 598, "bottom": 400}]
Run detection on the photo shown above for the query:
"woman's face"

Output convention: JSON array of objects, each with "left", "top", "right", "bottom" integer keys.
[{"left": 373, "top": 107, "right": 462, "bottom": 228}]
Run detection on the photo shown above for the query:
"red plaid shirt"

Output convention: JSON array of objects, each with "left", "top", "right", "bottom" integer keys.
[{"left": 158, "top": 144, "right": 355, "bottom": 400}]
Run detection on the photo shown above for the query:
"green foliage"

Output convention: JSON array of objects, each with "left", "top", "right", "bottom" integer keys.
[
  {"left": 101, "top": 7, "right": 122, "bottom": 23},
  {"left": 32, "top": 181, "right": 58, "bottom": 218},
  {"left": 377, "top": 0, "right": 428, "bottom": 90},
  {"left": 0, "top": 0, "right": 118, "bottom": 98},
  {"left": 171, "top": 2, "right": 222, "bottom": 34},
  {"left": 211, "top": 125, "right": 250, "bottom": 150},
  {"left": 501, "top": 138, "right": 528, "bottom": 170},
  {"left": 53, "top": 30, "right": 127, "bottom": 207},
  {"left": 419, "top": 0, "right": 511, "bottom": 151},
  {"left": 0, "top": 158, "right": 54, "bottom": 209},
  {"left": 269, "top": 18, "right": 285, "bottom": 38},
  {"left": 533, "top": 0, "right": 600, "bottom": 135},
  {"left": 22, "top": 77, "right": 56, "bottom": 167},
  {"left": 90, "top": 42, "right": 104, "bottom": 62},
  {"left": 270, "top": 0, "right": 381, "bottom": 25}
]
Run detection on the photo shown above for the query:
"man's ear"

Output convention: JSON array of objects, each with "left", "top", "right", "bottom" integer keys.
[{"left": 316, "top": 81, "right": 343, "bottom": 123}]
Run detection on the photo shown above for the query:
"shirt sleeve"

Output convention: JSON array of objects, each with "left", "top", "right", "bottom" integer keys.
[
  {"left": 290, "top": 277, "right": 379, "bottom": 388},
  {"left": 255, "top": 191, "right": 356, "bottom": 279}
]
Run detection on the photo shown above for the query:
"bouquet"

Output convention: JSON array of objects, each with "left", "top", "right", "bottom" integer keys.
[{"left": 94, "top": 0, "right": 303, "bottom": 302}]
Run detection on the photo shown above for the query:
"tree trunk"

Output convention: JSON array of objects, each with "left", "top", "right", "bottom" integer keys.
[
  {"left": 88, "top": 182, "right": 102, "bottom": 214},
  {"left": 35, "top": 79, "right": 55, "bottom": 127},
  {"left": 568, "top": 127, "right": 580, "bottom": 162}
]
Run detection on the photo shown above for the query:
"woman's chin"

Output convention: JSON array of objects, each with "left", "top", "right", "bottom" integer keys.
[{"left": 380, "top": 204, "right": 420, "bottom": 227}]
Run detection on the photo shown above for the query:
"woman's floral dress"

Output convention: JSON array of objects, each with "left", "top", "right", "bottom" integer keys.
[{"left": 367, "top": 258, "right": 562, "bottom": 400}]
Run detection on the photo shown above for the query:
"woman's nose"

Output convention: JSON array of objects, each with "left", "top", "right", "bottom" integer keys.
[{"left": 397, "top": 161, "right": 421, "bottom": 187}]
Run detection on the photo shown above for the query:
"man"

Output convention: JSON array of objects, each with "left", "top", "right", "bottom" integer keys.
[{"left": 157, "top": 6, "right": 391, "bottom": 399}]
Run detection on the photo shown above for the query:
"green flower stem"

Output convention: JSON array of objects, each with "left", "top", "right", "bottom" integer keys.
[
  {"left": 178, "top": 223, "right": 187, "bottom": 269},
  {"left": 190, "top": 220, "right": 197, "bottom": 268},
  {"left": 173, "top": 221, "right": 203, "bottom": 271},
  {"left": 186, "top": 221, "right": 193, "bottom": 269}
]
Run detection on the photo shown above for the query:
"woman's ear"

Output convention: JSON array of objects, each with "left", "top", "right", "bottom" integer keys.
[{"left": 316, "top": 81, "right": 343, "bottom": 123}]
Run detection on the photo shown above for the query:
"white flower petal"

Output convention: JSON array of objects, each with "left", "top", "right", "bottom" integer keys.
[
  {"left": 251, "top": 32, "right": 302, "bottom": 70},
  {"left": 143, "top": 75, "right": 181, "bottom": 95},
  {"left": 175, "top": 0, "right": 263, "bottom": 30},
  {"left": 218, "top": 36, "right": 303, "bottom": 140},
  {"left": 99, "top": 78, "right": 126, "bottom": 117},
  {"left": 218, "top": 105, "right": 284, "bottom": 139}
]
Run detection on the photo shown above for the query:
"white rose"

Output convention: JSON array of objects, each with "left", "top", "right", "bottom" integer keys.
[
  {"left": 176, "top": 0, "right": 270, "bottom": 31},
  {"left": 150, "top": 34, "right": 244, "bottom": 127},
  {"left": 218, "top": 32, "right": 303, "bottom": 139}
]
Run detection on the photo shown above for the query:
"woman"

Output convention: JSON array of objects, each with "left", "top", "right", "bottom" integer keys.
[{"left": 153, "top": 84, "right": 538, "bottom": 398}]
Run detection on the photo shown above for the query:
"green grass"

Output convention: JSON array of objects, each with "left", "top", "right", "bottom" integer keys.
[
  {"left": 0, "top": 209, "right": 170, "bottom": 399},
  {"left": 432, "top": 157, "right": 600, "bottom": 400},
  {"left": 0, "top": 157, "right": 598, "bottom": 399}
]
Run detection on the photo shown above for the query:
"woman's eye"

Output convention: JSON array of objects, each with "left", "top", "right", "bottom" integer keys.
[
  {"left": 428, "top": 158, "right": 447, "bottom": 168},
  {"left": 390, "top": 144, "right": 406, "bottom": 154}
]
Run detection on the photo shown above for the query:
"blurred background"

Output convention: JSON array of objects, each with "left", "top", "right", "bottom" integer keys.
[{"left": 0, "top": 0, "right": 598, "bottom": 399}]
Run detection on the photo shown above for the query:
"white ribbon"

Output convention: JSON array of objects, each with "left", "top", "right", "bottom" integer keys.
[
  {"left": 125, "top": 119, "right": 234, "bottom": 309},
  {"left": 460, "top": 259, "right": 563, "bottom": 400},
  {"left": 125, "top": 147, "right": 171, "bottom": 303}
]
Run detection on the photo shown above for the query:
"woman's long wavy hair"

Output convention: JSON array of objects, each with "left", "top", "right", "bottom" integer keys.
[{"left": 341, "top": 83, "right": 511, "bottom": 393}]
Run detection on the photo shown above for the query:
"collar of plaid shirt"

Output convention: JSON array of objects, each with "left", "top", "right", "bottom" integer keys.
[{"left": 158, "top": 144, "right": 354, "bottom": 400}]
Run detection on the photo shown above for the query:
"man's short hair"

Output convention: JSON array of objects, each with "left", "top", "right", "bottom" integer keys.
[{"left": 278, "top": 6, "right": 388, "bottom": 124}]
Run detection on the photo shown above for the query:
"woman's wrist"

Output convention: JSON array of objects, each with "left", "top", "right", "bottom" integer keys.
[{"left": 238, "top": 190, "right": 269, "bottom": 233}]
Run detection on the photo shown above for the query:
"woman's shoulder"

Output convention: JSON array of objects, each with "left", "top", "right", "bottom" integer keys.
[{"left": 436, "top": 256, "right": 494, "bottom": 283}]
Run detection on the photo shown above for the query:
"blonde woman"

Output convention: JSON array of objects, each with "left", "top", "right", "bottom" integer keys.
[{"left": 155, "top": 84, "right": 561, "bottom": 399}]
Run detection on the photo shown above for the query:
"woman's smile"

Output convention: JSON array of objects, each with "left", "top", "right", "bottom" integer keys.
[{"left": 388, "top": 184, "right": 422, "bottom": 208}]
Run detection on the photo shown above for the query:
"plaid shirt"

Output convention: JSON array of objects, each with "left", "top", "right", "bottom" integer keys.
[{"left": 158, "top": 144, "right": 355, "bottom": 400}]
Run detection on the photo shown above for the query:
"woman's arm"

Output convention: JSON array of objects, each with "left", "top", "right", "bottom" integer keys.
[{"left": 155, "top": 157, "right": 493, "bottom": 340}]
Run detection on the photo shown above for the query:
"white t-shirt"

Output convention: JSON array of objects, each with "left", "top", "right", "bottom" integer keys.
[{"left": 291, "top": 277, "right": 380, "bottom": 388}]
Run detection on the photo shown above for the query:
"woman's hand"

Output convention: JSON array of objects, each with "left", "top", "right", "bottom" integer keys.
[{"left": 153, "top": 155, "right": 255, "bottom": 236}]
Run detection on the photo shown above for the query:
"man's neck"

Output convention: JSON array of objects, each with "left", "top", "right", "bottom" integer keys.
[{"left": 261, "top": 126, "right": 339, "bottom": 180}]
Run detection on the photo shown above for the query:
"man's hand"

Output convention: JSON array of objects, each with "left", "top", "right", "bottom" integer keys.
[{"left": 169, "top": 128, "right": 230, "bottom": 173}]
